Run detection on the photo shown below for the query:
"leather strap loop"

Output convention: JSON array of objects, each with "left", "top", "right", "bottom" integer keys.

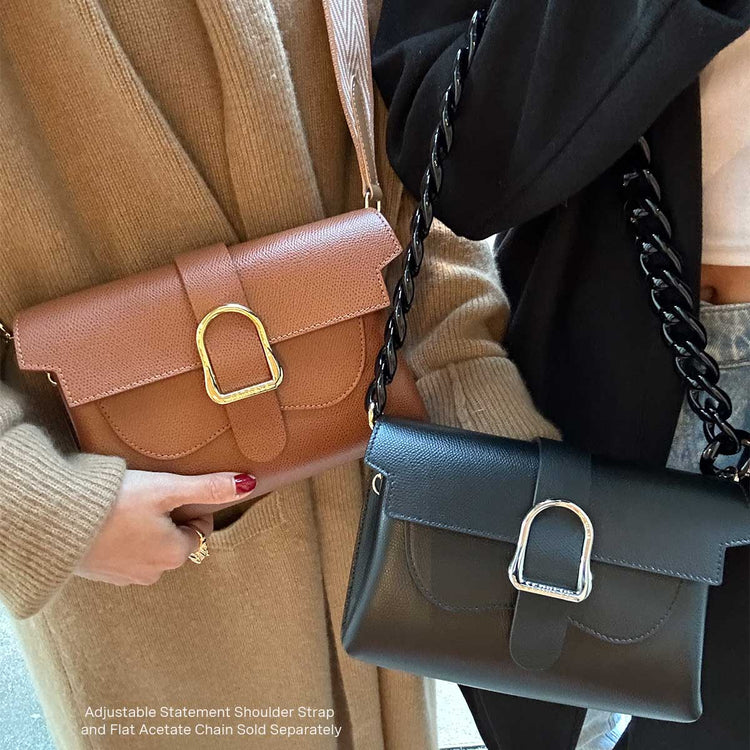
[
  {"left": 175, "top": 244, "right": 287, "bottom": 463},
  {"left": 509, "top": 440, "right": 592, "bottom": 671}
]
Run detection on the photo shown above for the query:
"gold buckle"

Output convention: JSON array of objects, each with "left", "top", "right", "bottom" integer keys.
[
  {"left": 196, "top": 303, "right": 283, "bottom": 405},
  {"left": 508, "top": 499, "right": 594, "bottom": 603}
]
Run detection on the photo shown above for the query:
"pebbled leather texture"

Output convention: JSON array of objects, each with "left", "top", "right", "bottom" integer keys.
[
  {"left": 366, "top": 419, "right": 750, "bottom": 584},
  {"left": 13, "top": 212, "right": 426, "bottom": 492},
  {"left": 342, "top": 418, "right": 750, "bottom": 722}
]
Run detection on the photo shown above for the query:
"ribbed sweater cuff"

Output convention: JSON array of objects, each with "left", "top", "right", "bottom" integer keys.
[
  {"left": 416, "top": 356, "right": 561, "bottom": 441},
  {"left": 0, "top": 423, "right": 125, "bottom": 619}
]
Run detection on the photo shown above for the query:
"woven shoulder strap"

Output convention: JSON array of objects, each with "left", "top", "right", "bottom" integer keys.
[{"left": 322, "top": 0, "right": 382, "bottom": 206}]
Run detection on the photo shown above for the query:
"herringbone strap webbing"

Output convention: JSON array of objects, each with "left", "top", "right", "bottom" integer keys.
[{"left": 322, "top": 0, "right": 382, "bottom": 206}]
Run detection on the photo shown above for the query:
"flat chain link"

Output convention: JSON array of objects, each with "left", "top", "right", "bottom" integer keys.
[
  {"left": 365, "top": 9, "right": 486, "bottom": 428},
  {"left": 621, "top": 137, "right": 749, "bottom": 488},
  {"left": 365, "top": 10, "right": 748, "bottom": 492}
]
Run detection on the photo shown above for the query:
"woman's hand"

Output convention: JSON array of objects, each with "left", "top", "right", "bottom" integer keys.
[{"left": 75, "top": 469, "right": 256, "bottom": 586}]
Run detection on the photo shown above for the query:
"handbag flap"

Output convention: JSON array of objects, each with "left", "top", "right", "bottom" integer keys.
[
  {"left": 14, "top": 209, "right": 400, "bottom": 409},
  {"left": 404, "top": 522, "right": 686, "bottom": 644},
  {"left": 366, "top": 418, "right": 750, "bottom": 586}
]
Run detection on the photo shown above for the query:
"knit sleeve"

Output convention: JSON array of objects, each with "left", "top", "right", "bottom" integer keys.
[
  {"left": 396, "top": 200, "right": 559, "bottom": 441},
  {"left": 0, "top": 383, "right": 125, "bottom": 619}
]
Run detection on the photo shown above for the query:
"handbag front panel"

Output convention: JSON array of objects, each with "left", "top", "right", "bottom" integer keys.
[
  {"left": 14, "top": 210, "right": 427, "bottom": 489},
  {"left": 342, "top": 488, "right": 706, "bottom": 723},
  {"left": 65, "top": 310, "right": 425, "bottom": 490}
]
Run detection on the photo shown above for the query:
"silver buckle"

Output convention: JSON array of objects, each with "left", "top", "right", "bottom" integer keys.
[{"left": 508, "top": 499, "right": 594, "bottom": 603}]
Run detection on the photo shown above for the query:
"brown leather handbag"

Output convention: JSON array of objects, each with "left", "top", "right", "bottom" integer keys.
[{"left": 8, "top": 0, "right": 424, "bottom": 495}]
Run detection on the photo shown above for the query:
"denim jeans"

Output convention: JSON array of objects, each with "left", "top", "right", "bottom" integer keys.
[
  {"left": 667, "top": 302, "right": 750, "bottom": 473},
  {"left": 576, "top": 301, "right": 750, "bottom": 750},
  {"left": 577, "top": 711, "right": 631, "bottom": 750}
]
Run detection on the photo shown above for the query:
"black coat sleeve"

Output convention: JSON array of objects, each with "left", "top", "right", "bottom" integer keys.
[{"left": 373, "top": 0, "right": 750, "bottom": 239}]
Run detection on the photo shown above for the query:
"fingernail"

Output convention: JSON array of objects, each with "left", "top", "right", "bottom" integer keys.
[{"left": 233, "top": 474, "right": 257, "bottom": 495}]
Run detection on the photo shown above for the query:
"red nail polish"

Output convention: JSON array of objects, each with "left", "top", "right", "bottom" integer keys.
[{"left": 234, "top": 474, "right": 257, "bottom": 495}]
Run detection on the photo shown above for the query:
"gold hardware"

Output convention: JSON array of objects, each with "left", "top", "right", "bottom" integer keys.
[
  {"left": 0, "top": 319, "right": 13, "bottom": 344},
  {"left": 508, "top": 499, "right": 594, "bottom": 603},
  {"left": 196, "top": 303, "right": 283, "bottom": 406},
  {"left": 368, "top": 403, "right": 377, "bottom": 431},
  {"left": 46, "top": 372, "right": 58, "bottom": 387},
  {"left": 364, "top": 188, "right": 382, "bottom": 213},
  {"left": 186, "top": 525, "right": 210, "bottom": 565}
]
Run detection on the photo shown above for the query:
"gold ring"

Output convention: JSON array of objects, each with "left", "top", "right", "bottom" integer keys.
[{"left": 186, "top": 525, "right": 210, "bottom": 565}]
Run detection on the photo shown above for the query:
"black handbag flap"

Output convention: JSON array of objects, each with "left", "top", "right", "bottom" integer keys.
[
  {"left": 404, "top": 521, "right": 685, "bottom": 644},
  {"left": 366, "top": 419, "right": 750, "bottom": 586}
]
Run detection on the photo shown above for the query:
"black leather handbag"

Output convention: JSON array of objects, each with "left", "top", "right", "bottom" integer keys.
[{"left": 342, "top": 9, "right": 750, "bottom": 723}]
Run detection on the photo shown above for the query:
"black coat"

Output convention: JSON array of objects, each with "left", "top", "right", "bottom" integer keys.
[{"left": 373, "top": 1, "right": 750, "bottom": 748}]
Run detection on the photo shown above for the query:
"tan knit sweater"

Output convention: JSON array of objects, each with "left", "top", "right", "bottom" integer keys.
[{"left": 0, "top": 2, "right": 557, "bottom": 748}]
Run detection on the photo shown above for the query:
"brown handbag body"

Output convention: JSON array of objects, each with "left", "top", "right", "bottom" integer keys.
[
  {"left": 8, "top": 0, "right": 424, "bottom": 495},
  {"left": 12, "top": 209, "right": 424, "bottom": 494}
]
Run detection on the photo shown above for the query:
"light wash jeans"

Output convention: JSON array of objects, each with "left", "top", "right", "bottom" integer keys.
[{"left": 576, "top": 301, "right": 750, "bottom": 750}]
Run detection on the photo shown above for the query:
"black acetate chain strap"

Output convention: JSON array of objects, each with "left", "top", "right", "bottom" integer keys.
[
  {"left": 621, "top": 139, "right": 749, "bottom": 488},
  {"left": 365, "top": 8, "right": 749, "bottom": 491},
  {"left": 365, "top": 9, "right": 487, "bottom": 428}
]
